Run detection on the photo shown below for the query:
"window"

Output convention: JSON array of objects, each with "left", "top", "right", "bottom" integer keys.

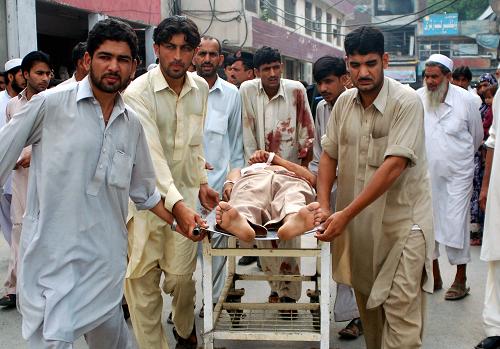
[
  {"left": 284, "top": 0, "right": 296, "bottom": 29},
  {"left": 326, "top": 13, "right": 333, "bottom": 43},
  {"left": 305, "top": 1, "right": 312, "bottom": 36},
  {"left": 336, "top": 17, "right": 342, "bottom": 46},
  {"left": 245, "top": 0, "right": 258, "bottom": 13},
  {"left": 374, "top": 0, "right": 414, "bottom": 16},
  {"left": 383, "top": 27, "right": 415, "bottom": 57},
  {"left": 315, "top": 7, "right": 322, "bottom": 39},
  {"left": 418, "top": 40, "right": 451, "bottom": 60},
  {"left": 261, "top": 0, "right": 277, "bottom": 21}
]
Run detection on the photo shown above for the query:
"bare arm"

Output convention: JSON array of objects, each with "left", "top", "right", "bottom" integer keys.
[
  {"left": 316, "top": 151, "right": 337, "bottom": 215},
  {"left": 317, "top": 156, "right": 408, "bottom": 241},
  {"left": 480, "top": 147, "right": 494, "bottom": 211},
  {"left": 149, "top": 198, "right": 174, "bottom": 225}
]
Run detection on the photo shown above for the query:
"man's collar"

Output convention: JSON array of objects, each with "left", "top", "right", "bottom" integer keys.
[
  {"left": 76, "top": 76, "right": 94, "bottom": 101},
  {"left": 209, "top": 75, "right": 223, "bottom": 93},
  {"left": 372, "top": 78, "right": 388, "bottom": 113},
  {"left": 352, "top": 77, "right": 388, "bottom": 113},
  {"left": 152, "top": 67, "right": 199, "bottom": 95},
  {"left": 258, "top": 79, "right": 285, "bottom": 100},
  {"left": 17, "top": 88, "right": 28, "bottom": 100},
  {"left": 443, "top": 83, "right": 453, "bottom": 106},
  {"left": 76, "top": 76, "right": 127, "bottom": 119}
]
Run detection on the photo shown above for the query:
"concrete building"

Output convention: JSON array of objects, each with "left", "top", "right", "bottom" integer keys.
[
  {"left": 0, "top": 0, "right": 168, "bottom": 77},
  {"left": 181, "top": 0, "right": 354, "bottom": 82}
]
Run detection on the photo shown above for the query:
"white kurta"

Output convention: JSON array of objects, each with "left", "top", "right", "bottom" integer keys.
[
  {"left": 481, "top": 89, "right": 500, "bottom": 261},
  {"left": 0, "top": 78, "right": 160, "bottom": 342},
  {"left": 417, "top": 84, "right": 483, "bottom": 249}
]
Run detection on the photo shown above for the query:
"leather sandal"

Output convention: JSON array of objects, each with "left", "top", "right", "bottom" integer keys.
[
  {"left": 445, "top": 282, "right": 470, "bottom": 300},
  {"left": 338, "top": 317, "right": 363, "bottom": 340},
  {"left": 173, "top": 325, "right": 197, "bottom": 349},
  {"left": 475, "top": 336, "right": 500, "bottom": 349}
]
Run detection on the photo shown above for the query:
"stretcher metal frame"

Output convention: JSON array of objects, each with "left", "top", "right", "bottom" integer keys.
[{"left": 201, "top": 231, "right": 331, "bottom": 349}]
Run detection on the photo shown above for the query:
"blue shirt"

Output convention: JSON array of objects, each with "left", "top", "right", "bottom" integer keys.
[
  {"left": 0, "top": 77, "right": 160, "bottom": 341},
  {"left": 203, "top": 76, "right": 244, "bottom": 194}
]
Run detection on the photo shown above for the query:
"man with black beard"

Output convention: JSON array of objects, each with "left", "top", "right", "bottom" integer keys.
[
  {"left": 0, "top": 18, "right": 187, "bottom": 348},
  {"left": 417, "top": 54, "right": 483, "bottom": 301}
]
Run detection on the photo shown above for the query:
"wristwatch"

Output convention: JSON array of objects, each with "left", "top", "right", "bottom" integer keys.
[{"left": 170, "top": 219, "right": 177, "bottom": 232}]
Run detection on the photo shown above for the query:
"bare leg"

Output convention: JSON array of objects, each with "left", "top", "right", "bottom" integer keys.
[
  {"left": 215, "top": 202, "right": 255, "bottom": 242},
  {"left": 277, "top": 202, "right": 322, "bottom": 240}
]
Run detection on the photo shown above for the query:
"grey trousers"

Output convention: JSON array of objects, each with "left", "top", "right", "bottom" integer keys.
[{"left": 27, "top": 305, "right": 132, "bottom": 349}]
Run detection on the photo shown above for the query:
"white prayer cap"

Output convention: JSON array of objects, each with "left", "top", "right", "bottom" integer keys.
[
  {"left": 147, "top": 63, "right": 157, "bottom": 71},
  {"left": 4, "top": 58, "right": 22, "bottom": 72},
  {"left": 426, "top": 54, "right": 453, "bottom": 72},
  {"left": 496, "top": 63, "right": 500, "bottom": 70}
]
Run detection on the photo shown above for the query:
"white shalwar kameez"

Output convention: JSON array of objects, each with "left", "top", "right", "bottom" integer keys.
[
  {"left": 0, "top": 78, "right": 161, "bottom": 347},
  {"left": 480, "top": 89, "right": 500, "bottom": 336},
  {"left": 417, "top": 83, "right": 483, "bottom": 264}
]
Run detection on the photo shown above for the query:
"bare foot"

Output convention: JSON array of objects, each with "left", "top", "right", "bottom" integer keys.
[
  {"left": 216, "top": 201, "right": 255, "bottom": 242},
  {"left": 277, "top": 202, "right": 322, "bottom": 240}
]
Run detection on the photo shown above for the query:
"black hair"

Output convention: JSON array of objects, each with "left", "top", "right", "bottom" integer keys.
[
  {"left": 224, "top": 55, "right": 236, "bottom": 68},
  {"left": 313, "top": 56, "right": 346, "bottom": 82},
  {"left": 253, "top": 46, "right": 281, "bottom": 69},
  {"left": 452, "top": 66, "right": 472, "bottom": 81},
  {"left": 200, "top": 35, "right": 222, "bottom": 54},
  {"left": 344, "top": 26, "right": 384, "bottom": 56},
  {"left": 71, "top": 42, "right": 87, "bottom": 68},
  {"left": 425, "top": 61, "right": 450, "bottom": 75},
  {"left": 234, "top": 51, "right": 254, "bottom": 70},
  {"left": 87, "top": 18, "right": 138, "bottom": 60},
  {"left": 153, "top": 15, "right": 200, "bottom": 49},
  {"left": 21, "top": 51, "right": 51, "bottom": 74}
]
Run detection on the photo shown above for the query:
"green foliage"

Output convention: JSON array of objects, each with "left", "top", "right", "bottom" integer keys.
[{"left": 427, "top": 0, "right": 490, "bottom": 20}]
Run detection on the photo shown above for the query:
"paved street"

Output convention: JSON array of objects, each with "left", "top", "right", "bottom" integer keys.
[{"left": 0, "top": 234, "right": 488, "bottom": 349}]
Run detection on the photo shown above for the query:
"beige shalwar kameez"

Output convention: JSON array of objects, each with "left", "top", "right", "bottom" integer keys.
[
  {"left": 321, "top": 77, "right": 434, "bottom": 349},
  {"left": 240, "top": 78, "right": 314, "bottom": 300},
  {"left": 123, "top": 68, "right": 208, "bottom": 348}
]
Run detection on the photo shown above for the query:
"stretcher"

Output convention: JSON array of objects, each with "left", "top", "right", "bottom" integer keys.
[{"left": 200, "top": 227, "right": 331, "bottom": 349}]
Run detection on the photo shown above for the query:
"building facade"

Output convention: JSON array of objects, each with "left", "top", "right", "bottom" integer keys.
[
  {"left": 181, "top": 0, "right": 353, "bottom": 82},
  {"left": 0, "top": 0, "right": 167, "bottom": 76}
]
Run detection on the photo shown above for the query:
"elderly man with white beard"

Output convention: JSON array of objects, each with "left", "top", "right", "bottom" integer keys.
[{"left": 417, "top": 54, "right": 483, "bottom": 301}]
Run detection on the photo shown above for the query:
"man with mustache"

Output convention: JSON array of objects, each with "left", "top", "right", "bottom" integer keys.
[
  {"left": 0, "top": 18, "right": 189, "bottom": 348},
  {"left": 317, "top": 26, "right": 434, "bottom": 348},
  {"left": 0, "top": 58, "right": 25, "bottom": 253},
  {"left": 230, "top": 52, "right": 255, "bottom": 88},
  {"left": 417, "top": 54, "right": 483, "bottom": 301},
  {"left": 240, "top": 45, "right": 314, "bottom": 313},
  {"left": 0, "top": 51, "right": 51, "bottom": 309},
  {"left": 192, "top": 35, "right": 244, "bottom": 317},
  {"left": 123, "top": 16, "right": 219, "bottom": 349}
]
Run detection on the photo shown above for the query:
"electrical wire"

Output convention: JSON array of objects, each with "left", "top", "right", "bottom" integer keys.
[
  {"left": 256, "top": 0, "right": 461, "bottom": 36},
  {"left": 260, "top": 0, "right": 457, "bottom": 28}
]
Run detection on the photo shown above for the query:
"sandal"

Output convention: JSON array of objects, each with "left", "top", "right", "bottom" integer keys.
[
  {"left": 445, "top": 282, "right": 470, "bottom": 301},
  {"left": 339, "top": 318, "right": 363, "bottom": 340}
]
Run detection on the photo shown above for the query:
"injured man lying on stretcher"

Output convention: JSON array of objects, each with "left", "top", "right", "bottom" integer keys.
[{"left": 215, "top": 153, "right": 322, "bottom": 242}]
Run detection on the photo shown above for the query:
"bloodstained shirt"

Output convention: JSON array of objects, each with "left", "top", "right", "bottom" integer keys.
[{"left": 240, "top": 78, "right": 314, "bottom": 164}]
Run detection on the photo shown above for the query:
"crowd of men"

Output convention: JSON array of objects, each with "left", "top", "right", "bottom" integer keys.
[{"left": 0, "top": 15, "right": 499, "bottom": 349}]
